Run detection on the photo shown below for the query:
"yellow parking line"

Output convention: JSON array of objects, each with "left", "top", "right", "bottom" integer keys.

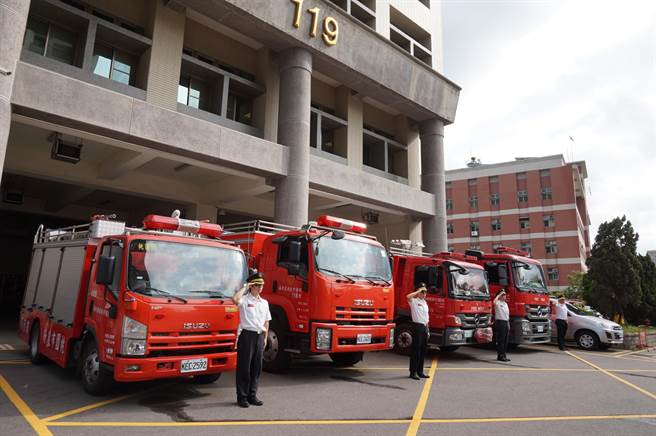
[
  {"left": 47, "top": 419, "right": 412, "bottom": 427},
  {"left": 615, "top": 346, "right": 656, "bottom": 357},
  {"left": 617, "top": 355, "right": 656, "bottom": 364},
  {"left": 0, "top": 375, "right": 52, "bottom": 435},
  {"left": 422, "top": 413, "right": 656, "bottom": 424},
  {"left": 0, "top": 360, "right": 31, "bottom": 365},
  {"left": 567, "top": 351, "right": 656, "bottom": 401},
  {"left": 42, "top": 393, "right": 139, "bottom": 422},
  {"left": 405, "top": 357, "right": 438, "bottom": 436}
]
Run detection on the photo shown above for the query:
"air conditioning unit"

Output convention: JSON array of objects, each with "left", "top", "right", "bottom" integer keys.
[
  {"left": 471, "top": 230, "right": 479, "bottom": 237},
  {"left": 50, "top": 133, "right": 82, "bottom": 164}
]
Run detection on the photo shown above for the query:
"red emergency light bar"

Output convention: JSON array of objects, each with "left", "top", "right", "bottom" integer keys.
[
  {"left": 142, "top": 214, "right": 223, "bottom": 238},
  {"left": 494, "top": 246, "right": 529, "bottom": 257},
  {"left": 316, "top": 215, "right": 367, "bottom": 233},
  {"left": 433, "top": 251, "right": 478, "bottom": 262}
]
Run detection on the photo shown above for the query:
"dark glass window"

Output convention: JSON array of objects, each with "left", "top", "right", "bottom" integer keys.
[{"left": 23, "top": 17, "right": 77, "bottom": 65}]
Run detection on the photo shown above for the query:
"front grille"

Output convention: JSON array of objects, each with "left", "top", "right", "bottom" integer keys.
[
  {"left": 526, "top": 305, "right": 550, "bottom": 321},
  {"left": 147, "top": 330, "right": 236, "bottom": 357},
  {"left": 457, "top": 313, "right": 490, "bottom": 328},
  {"left": 337, "top": 337, "right": 386, "bottom": 345},
  {"left": 335, "top": 306, "right": 389, "bottom": 323},
  {"left": 149, "top": 345, "right": 233, "bottom": 358},
  {"left": 530, "top": 322, "right": 550, "bottom": 334}
]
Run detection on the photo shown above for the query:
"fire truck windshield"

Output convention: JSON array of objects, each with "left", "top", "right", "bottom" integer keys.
[
  {"left": 128, "top": 240, "right": 247, "bottom": 298},
  {"left": 513, "top": 262, "right": 548, "bottom": 293},
  {"left": 313, "top": 237, "right": 392, "bottom": 282},
  {"left": 450, "top": 268, "right": 489, "bottom": 300}
]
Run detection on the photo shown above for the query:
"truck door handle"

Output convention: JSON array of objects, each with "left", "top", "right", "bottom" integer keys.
[{"left": 273, "top": 280, "right": 278, "bottom": 293}]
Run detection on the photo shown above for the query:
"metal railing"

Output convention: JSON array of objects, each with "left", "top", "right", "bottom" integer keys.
[
  {"left": 34, "top": 223, "right": 91, "bottom": 244},
  {"left": 388, "top": 246, "right": 429, "bottom": 257},
  {"left": 222, "top": 220, "right": 297, "bottom": 235}
]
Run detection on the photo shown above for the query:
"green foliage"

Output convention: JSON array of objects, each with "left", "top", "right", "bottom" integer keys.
[
  {"left": 583, "top": 216, "right": 656, "bottom": 324},
  {"left": 562, "top": 271, "right": 586, "bottom": 299}
]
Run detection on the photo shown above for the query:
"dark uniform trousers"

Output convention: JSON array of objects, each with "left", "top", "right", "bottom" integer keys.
[
  {"left": 556, "top": 319, "right": 568, "bottom": 349},
  {"left": 410, "top": 322, "right": 428, "bottom": 375},
  {"left": 236, "top": 330, "right": 265, "bottom": 400},
  {"left": 495, "top": 319, "right": 510, "bottom": 359}
]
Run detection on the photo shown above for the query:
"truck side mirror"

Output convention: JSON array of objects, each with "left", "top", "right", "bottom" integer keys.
[
  {"left": 288, "top": 240, "right": 302, "bottom": 264},
  {"left": 96, "top": 256, "right": 116, "bottom": 285},
  {"left": 497, "top": 264, "right": 509, "bottom": 287}
]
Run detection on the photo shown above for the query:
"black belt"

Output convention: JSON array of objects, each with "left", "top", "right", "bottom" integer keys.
[{"left": 241, "top": 329, "right": 264, "bottom": 335}]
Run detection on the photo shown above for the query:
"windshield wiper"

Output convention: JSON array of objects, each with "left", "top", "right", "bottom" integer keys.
[
  {"left": 364, "top": 275, "right": 391, "bottom": 286},
  {"left": 317, "top": 268, "right": 356, "bottom": 283},
  {"left": 188, "top": 290, "right": 230, "bottom": 299},
  {"left": 140, "top": 287, "right": 187, "bottom": 303}
]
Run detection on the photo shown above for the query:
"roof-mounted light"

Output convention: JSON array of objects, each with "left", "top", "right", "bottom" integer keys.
[
  {"left": 315, "top": 215, "right": 367, "bottom": 233},
  {"left": 142, "top": 215, "right": 223, "bottom": 238},
  {"left": 494, "top": 246, "right": 529, "bottom": 257}
]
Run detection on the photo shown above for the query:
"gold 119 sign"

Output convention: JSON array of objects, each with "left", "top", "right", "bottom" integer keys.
[{"left": 291, "top": 0, "right": 339, "bottom": 46}]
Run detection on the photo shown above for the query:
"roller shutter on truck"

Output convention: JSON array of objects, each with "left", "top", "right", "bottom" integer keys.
[{"left": 23, "top": 249, "right": 44, "bottom": 307}]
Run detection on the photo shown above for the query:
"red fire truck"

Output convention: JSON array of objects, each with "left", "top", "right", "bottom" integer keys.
[
  {"left": 466, "top": 247, "right": 551, "bottom": 346},
  {"left": 18, "top": 213, "right": 247, "bottom": 395},
  {"left": 222, "top": 215, "right": 395, "bottom": 371},
  {"left": 391, "top": 246, "right": 493, "bottom": 354}
]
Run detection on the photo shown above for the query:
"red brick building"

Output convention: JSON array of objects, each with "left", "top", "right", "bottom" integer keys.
[{"left": 445, "top": 155, "right": 590, "bottom": 291}]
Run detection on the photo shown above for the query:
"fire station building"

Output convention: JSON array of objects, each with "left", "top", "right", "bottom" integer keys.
[
  {"left": 445, "top": 155, "right": 591, "bottom": 291},
  {"left": 0, "top": 0, "right": 459, "bottom": 314}
]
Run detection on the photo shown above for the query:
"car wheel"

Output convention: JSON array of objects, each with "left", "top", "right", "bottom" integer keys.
[{"left": 576, "top": 330, "right": 600, "bottom": 350}]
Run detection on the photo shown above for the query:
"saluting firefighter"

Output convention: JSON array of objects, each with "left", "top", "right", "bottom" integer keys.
[
  {"left": 232, "top": 272, "right": 272, "bottom": 408},
  {"left": 407, "top": 283, "right": 430, "bottom": 380},
  {"left": 494, "top": 290, "right": 511, "bottom": 362},
  {"left": 554, "top": 295, "right": 569, "bottom": 351}
]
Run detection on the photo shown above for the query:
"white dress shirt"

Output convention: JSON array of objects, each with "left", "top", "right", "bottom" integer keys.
[
  {"left": 555, "top": 302, "right": 568, "bottom": 321},
  {"left": 494, "top": 300, "right": 509, "bottom": 321},
  {"left": 238, "top": 293, "right": 272, "bottom": 334},
  {"left": 409, "top": 297, "right": 429, "bottom": 325}
]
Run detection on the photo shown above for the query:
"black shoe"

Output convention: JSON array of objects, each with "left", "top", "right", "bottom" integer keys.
[
  {"left": 248, "top": 396, "right": 263, "bottom": 406},
  {"left": 418, "top": 373, "right": 430, "bottom": 378},
  {"left": 497, "top": 356, "right": 504, "bottom": 361},
  {"left": 502, "top": 357, "right": 511, "bottom": 362},
  {"left": 409, "top": 373, "right": 420, "bottom": 380},
  {"left": 237, "top": 398, "right": 249, "bottom": 408}
]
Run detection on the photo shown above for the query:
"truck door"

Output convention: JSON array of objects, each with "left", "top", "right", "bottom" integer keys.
[
  {"left": 88, "top": 240, "right": 123, "bottom": 361},
  {"left": 272, "top": 237, "right": 310, "bottom": 332},
  {"left": 415, "top": 265, "right": 444, "bottom": 328}
]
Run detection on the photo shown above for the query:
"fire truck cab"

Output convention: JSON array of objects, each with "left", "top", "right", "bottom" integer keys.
[
  {"left": 222, "top": 215, "right": 395, "bottom": 371},
  {"left": 18, "top": 213, "right": 247, "bottom": 395},
  {"left": 391, "top": 246, "right": 493, "bottom": 354},
  {"left": 466, "top": 247, "right": 551, "bottom": 346}
]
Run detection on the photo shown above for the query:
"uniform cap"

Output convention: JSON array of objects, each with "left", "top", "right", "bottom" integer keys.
[
  {"left": 416, "top": 282, "right": 427, "bottom": 292},
  {"left": 248, "top": 272, "right": 265, "bottom": 285}
]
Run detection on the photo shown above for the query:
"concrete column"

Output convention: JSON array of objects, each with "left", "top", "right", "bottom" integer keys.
[
  {"left": 253, "top": 48, "right": 280, "bottom": 143},
  {"left": 0, "top": 0, "right": 30, "bottom": 183},
  {"left": 395, "top": 115, "right": 420, "bottom": 188},
  {"left": 274, "top": 47, "right": 312, "bottom": 227},
  {"left": 335, "top": 86, "right": 363, "bottom": 168},
  {"left": 408, "top": 217, "right": 423, "bottom": 254},
  {"left": 189, "top": 204, "right": 218, "bottom": 224},
  {"left": 420, "top": 118, "right": 446, "bottom": 253},
  {"left": 375, "top": 1, "right": 391, "bottom": 39}
]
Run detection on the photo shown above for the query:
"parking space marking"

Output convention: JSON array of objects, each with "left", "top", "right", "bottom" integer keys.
[
  {"left": 0, "top": 344, "right": 16, "bottom": 350},
  {"left": 42, "top": 393, "right": 141, "bottom": 422},
  {"left": 0, "top": 375, "right": 52, "bottom": 435},
  {"left": 617, "top": 355, "right": 656, "bottom": 364},
  {"left": 47, "top": 419, "right": 412, "bottom": 427},
  {"left": 0, "top": 359, "right": 31, "bottom": 364},
  {"left": 615, "top": 347, "right": 656, "bottom": 358},
  {"left": 567, "top": 351, "right": 656, "bottom": 401},
  {"left": 405, "top": 357, "right": 438, "bottom": 436},
  {"left": 421, "top": 413, "right": 656, "bottom": 424}
]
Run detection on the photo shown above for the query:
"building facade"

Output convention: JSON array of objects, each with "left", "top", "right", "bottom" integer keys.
[{"left": 445, "top": 155, "right": 591, "bottom": 291}]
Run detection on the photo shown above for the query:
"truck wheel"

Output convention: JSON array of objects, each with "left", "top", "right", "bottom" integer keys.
[
  {"left": 393, "top": 323, "right": 413, "bottom": 356},
  {"left": 192, "top": 373, "right": 221, "bottom": 384},
  {"left": 263, "top": 318, "right": 291, "bottom": 373},
  {"left": 80, "top": 340, "right": 113, "bottom": 396},
  {"left": 576, "top": 330, "right": 600, "bottom": 350},
  {"left": 329, "top": 352, "right": 364, "bottom": 367},
  {"left": 439, "top": 346, "right": 459, "bottom": 353},
  {"left": 28, "top": 322, "right": 46, "bottom": 364}
]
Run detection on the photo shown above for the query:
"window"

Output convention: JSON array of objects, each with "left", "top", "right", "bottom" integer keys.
[
  {"left": 517, "top": 190, "right": 528, "bottom": 202},
  {"left": 545, "top": 240, "right": 558, "bottom": 254},
  {"left": 178, "top": 76, "right": 210, "bottom": 111},
  {"left": 542, "top": 187, "right": 553, "bottom": 200},
  {"left": 469, "top": 196, "right": 478, "bottom": 209},
  {"left": 227, "top": 92, "right": 253, "bottom": 125},
  {"left": 92, "top": 43, "right": 137, "bottom": 86},
  {"left": 520, "top": 242, "right": 532, "bottom": 256},
  {"left": 540, "top": 169, "right": 551, "bottom": 177},
  {"left": 99, "top": 242, "right": 123, "bottom": 297},
  {"left": 470, "top": 244, "right": 481, "bottom": 250},
  {"left": 547, "top": 267, "right": 559, "bottom": 281},
  {"left": 519, "top": 217, "right": 530, "bottom": 229},
  {"left": 516, "top": 172, "right": 527, "bottom": 180},
  {"left": 446, "top": 199, "right": 453, "bottom": 210},
  {"left": 277, "top": 237, "right": 309, "bottom": 276},
  {"left": 447, "top": 246, "right": 454, "bottom": 252},
  {"left": 470, "top": 221, "right": 479, "bottom": 234},
  {"left": 488, "top": 175, "right": 498, "bottom": 183},
  {"left": 447, "top": 223, "right": 454, "bottom": 234},
  {"left": 543, "top": 214, "right": 555, "bottom": 228},
  {"left": 468, "top": 178, "right": 477, "bottom": 186},
  {"left": 23, "top": 17, "right": 77, "bottom": 65},
  {"left": 414, "top": 265, "right": 442, "bottom": 294},
  {"left": 490, "top": 193, "right": 500, "bottom": 206},
  {"left": 492, "top": 243, "right": 502, "bottom": 251},
  {"left": 491, "top": 219, "right": 501, "bottom": 231}
]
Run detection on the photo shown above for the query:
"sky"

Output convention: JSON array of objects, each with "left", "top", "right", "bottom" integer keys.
[{"left": 440, "top": 0, "right": 656, "bottom": 254}]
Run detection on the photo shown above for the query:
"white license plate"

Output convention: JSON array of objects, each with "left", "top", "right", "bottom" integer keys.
[
  {"left": 356, "top": 334, "right": 372, "bottom": 344},
  {"left": 180, "top": 358, "right": 208, "bottom": 373},
  {"left": 464, "top": 330, "right": 473, "bottom": 338},
  {"left": 537, "top": 325, "right": 544, "bottom": 333}
]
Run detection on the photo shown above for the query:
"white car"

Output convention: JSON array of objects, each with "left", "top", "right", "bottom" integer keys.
[{"left": 549, "top": 299, "right": 623, "bottom": 350}]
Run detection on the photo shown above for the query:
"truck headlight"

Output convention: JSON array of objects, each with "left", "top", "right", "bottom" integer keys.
[
  {"left": 121, "top": 316, "right": 147, "bottom": 356},
  {"left": 316, "top": 328, "right": 332, "bottom": 351},
  {"left": 448, "top": 332, "right": 463, "bottom": 341},
  {"left": 521, "top": 321, "right": 531, "bottom": 333}
]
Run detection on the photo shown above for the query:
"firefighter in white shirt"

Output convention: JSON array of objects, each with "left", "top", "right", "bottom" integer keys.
[
  {"left": 407, "top": 283, "right": 430, "bottom": 380},
  {"left": 494, "top": 290, "right": 511, "bottom": 362},
  {"left": 554, "top": 296, "right": 569, "bottom": 350},
  {"left": 232, "top": 272, "right": 272, "bottom": 408}
]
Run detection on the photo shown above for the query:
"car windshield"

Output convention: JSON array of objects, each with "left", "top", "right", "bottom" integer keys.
[
  {"left": 566, "top": 303, "right": 598, "bottom": 316},
  {"left": 313, "top": 237, "right": 392, "bottom": 282},
  {"left": 450, "top": 268, "right": 489, "bottom": 300},
  {"left": 513, "top": 262, "right": 548, "bottom": 293},
  {"left": 127, "top": 240, "right": 246, "bottom": 298}
]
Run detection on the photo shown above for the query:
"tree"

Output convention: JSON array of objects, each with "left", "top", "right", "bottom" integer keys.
[
  {"left": 583, "top": 216, "right": 642, "bottom": 323},
  {"left": 633, "top": 254, "right": 656, "bottom": 324},
  {"left": 562, "top": 271, "right": 586, "bottom": 300}
]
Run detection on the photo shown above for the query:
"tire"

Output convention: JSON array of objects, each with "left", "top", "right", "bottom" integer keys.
[
  {"left": 393, "top": 323, "right": 413, "bottom": 356},
  {"left": 80, "top": 340, "right": 114, "bottom": 396},
  {"left": 576, "top": 330, "right": 600, "bottom": 351},
  {"left": 329, "top": 352, "right": 364, "bottom": 367},
  {"left": 28, "top": 322, "right": 46, "bottom": 364},
  {"left": 263, "top": 318, "right": 291, "bottom": 373},
  {"left": 192, "top": 373, "right": 221, "bottom": 384},
  {"left": 439, "top": 346, "right": 459, "bottom": 353}
]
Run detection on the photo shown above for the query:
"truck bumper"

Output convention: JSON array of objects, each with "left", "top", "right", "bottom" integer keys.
[
  {"left": 310, "top": 322, "right": 395, "bottom": 353},
  {"left": 510, "top": 319, "right": 551, "bottom": 344},
  {"left": 113, "top": 351, "right": 237, "bottom": 382},
  {"left": 433, "top": 327, "right": 494, "bottom": 346}
]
